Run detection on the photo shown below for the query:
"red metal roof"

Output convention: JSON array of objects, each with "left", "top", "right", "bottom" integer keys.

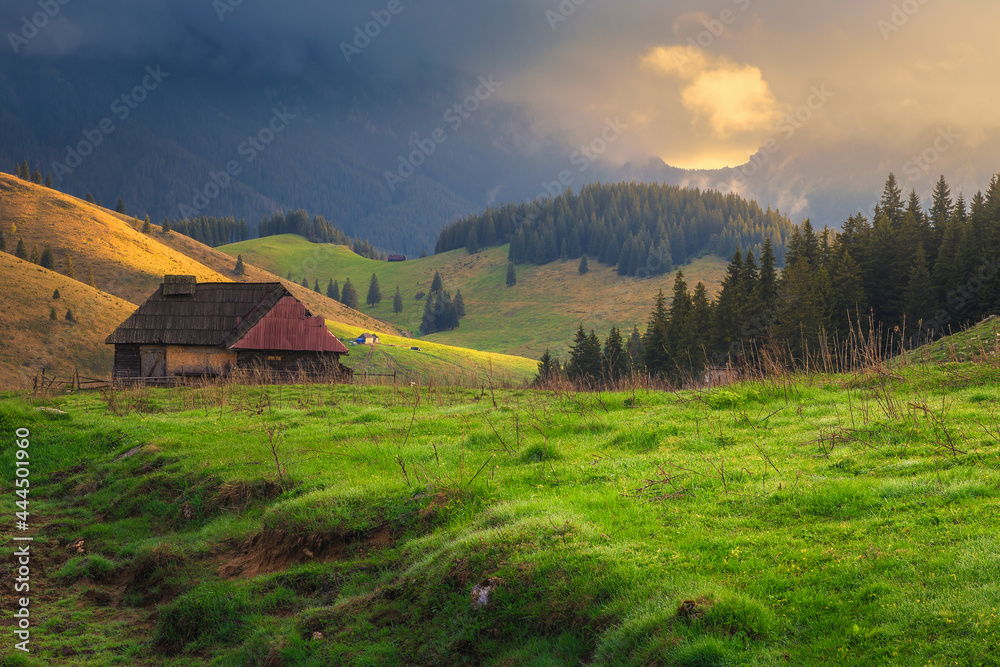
[{"left": 230, "top": 297, "right": 348, "bottom": 353}]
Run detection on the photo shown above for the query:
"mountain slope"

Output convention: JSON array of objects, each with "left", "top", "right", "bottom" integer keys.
[
  {"left": 0, "top": 173, "right": 536, "bottom": 386},
  {"left": 0, "top": 251, "right": 135, "bottom": 388},
  {"left": 218, "top": 235, "right": 729, "bottom": 359}
]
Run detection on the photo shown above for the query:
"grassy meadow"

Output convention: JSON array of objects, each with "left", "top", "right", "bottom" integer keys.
[
  {"left": 218, "top": 235, "right": 729, "bottom": 359},
  {"left": 3, "top": 330, "right": 1000, "bottom": 665}
]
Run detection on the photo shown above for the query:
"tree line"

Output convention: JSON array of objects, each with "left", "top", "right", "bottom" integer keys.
[
  {"left": 540, "top": 172, "right": 1000, "bottom": 386},
  {"left": 435, "top": 181, "right": 795, "bottom": 276}
]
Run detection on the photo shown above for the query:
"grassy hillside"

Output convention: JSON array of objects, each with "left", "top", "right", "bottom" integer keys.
[
  {"left": 3, "top": 349, "right": 1000, "bottom": 665},
  {"left": 328, "top": 324, "right": 537, "bottom": 386},
  {"left": 218, "top": 235, "right": 729, "bottom": 358},
  {"left": 0, "top": 174, "right": 539, "bottom": 386},
  {"left": 0, "top": 252, "right": 136, "bottom": 388}
]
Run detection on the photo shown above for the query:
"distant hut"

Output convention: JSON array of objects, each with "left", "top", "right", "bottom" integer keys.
[
  {"left": 356, "top": 333, "right": 381, "bottom": 345},
  {"left": 106, "top": 275, "right": 351, "bottom": 383},
  {"left": 387, "top": 255, "right": 406, "bottom": 262}
]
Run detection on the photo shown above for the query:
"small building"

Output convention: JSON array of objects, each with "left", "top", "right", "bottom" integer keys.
[
  {"left": 356, "top": 333, "right": 381, "bottom": 345},
  {"left": 106, "top": 276, "right": 351, "bottom": 383},
  {"left": 387, "top": 255, "right": 406, "bottom": 262}
]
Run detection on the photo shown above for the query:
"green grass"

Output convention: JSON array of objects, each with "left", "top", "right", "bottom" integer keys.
[
  {"left": 218, "top": 235, "right": 729, "bottom": 359},
  {"left": 3, "top": 354, "right": 1000, "bottom": 665}
]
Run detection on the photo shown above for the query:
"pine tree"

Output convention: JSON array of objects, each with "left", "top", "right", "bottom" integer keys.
[
  {"left": 430, "top": 271, "right": 444, "bottom": 293},
  {"left": 0, "top": 229, "right": 5, "bottom": 253},
  {"left": 904, "top": 244, "right": 935, "bottom": 331},
  {"left": 643, "top": 289, "right": 670, "bottom": 377},
  {"left": 85, "top": 265, "right": 95, "bottom": 287},
  {"left": 142, "top": 215, "right": 152, "bottom": 234},
  {"left": 29, "top": 244, "right": 40, "bottom": 264},
  {"left": 535, "top": 349, "right": 563, "bottom": 385},
  {"left": 578, "top": 255, "right": 589, "bottom": 275},
  {"left": 234, "top": 254, "right": 246, "bottom": 276},
  {"left": 39, "top": 245, "right": 54, "bottom": 269},
  {"left": 65, "top": 309, "right": 75, "bottom": 322},
  {"left": 300, "top": 277, "right": 309, "bottom": 288},
  {"left": 626, "top": 325, "right": 644, "bottom": 375},
  {"left": 52, "top": 289, "right": 60, "bottom": 299},
  {"left": 44, "top": 174, "right": 53, "bottom": 188},
  {"left": 420, "top": 293, "right": 437, "bottom": 334},
  {"left": 314, "top": 279, "right": 321, "bottom": 293},
  {"left": 341, "top": 278, "right": 359, "bottom": 309},
  {"left": 49, "top": 306, "right": 57, "bottom": 320},
  {"left": 85, "top": 193, "right": 96, "bottom": 204},
  {"left": 393, "top": 286, "right": 403, "bottom": 314},
  {"left": 162, "top": 217, "right": 171, "bottom": 234},
  {"left": 329, "top": 280, "right": 340, "bottom": 301},
  {"left": 64, "top": 253, "right": 75, "bottom": 279},
  {"left": 506, "top": 263, "right": 516, "bottom": 287},
  {"left": 14, "top": 238, "right": 27, "bottom": 260},
  {"left": 19, "top": 160, "right": 29, "bottom": 180},
  {"left": 30, "top": 169, "right": 41, "bottom": 184},
  {"left": 603, "top": 327, "right": 627, "bottom": 381},
  {"left": 454, "top": 289, "right": 465, "bottom": 318},
  {"left": 566, "top": 325, "right": 602, "bottom": 382},
  {"left": 327, "top": 279, "right": 336, "bottom": 299},
  {"left": 366, "top": 273, "right": 382, "bottom": 307},
  {"left": 115, "top": 198, "right": 126, "bottom": 214}
]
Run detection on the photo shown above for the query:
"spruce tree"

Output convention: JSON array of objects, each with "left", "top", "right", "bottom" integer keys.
[
  {"left": 578, "top": 255, "right": 589, "bottom": 274},
  {"left": 329, "top": 280, "right": 340, "bottom": 301},
  {"left": 420, "top": 292, "right": 437, "bottom": 334},
  {"left": 301, "top": 277, "right": 309, "bottom": 288},
  {"left": 115, "top": 198, "right": 126, "bottom": 214},
  {"left": 31, "top": 169, "right": 41, "bottom": 184},
  {"left": 466, "top": 228, "right": 479, "bottom": 254},
  {"left": 366, "top": 273, "right": 382, "bottom": 307},
  {"left": 327, "top": 279, "right": 336, "bottom": 299},
  {"left": 20, "top": 160, "right": 29, "bottom": 180},
  {"left": 506, "top": 263, "right": 516, "bottom": 287},
  {"left": 85, "top": 193, "right": 96, "bottom": 204},
  {"left": 233, "top": 254, "right": 246, "bottom": 276},
  {"left": 162, "top": 217, "right": 171, "bottom": 234},
  {"left": 393, "top": 286, "right": 403, "bottom": 314},
  {"left": 64, "top": 253, "right": 75, "bottom": 279},
  {"left": 142, "top": 215, "right": 152, "bottom": 234},
  {"left": 287, "top": 270, "right": 293, "bottom": 280},
  {"left": 454, "top": 290, "right": 465, "bottom": 318},
  {"left": 430, "top": 271, "right": 444, "bottom": 293},
  {"left": 29, "top": 244, "right": 40, "bottom": 264},
  {"left": 65, "top": 309, "right": 75, "bottom": 322},
  {"left": 603, "top": 327, "right": 627, "bottom": 381},
  {"left": 643, "top": 289, "right": 670, "bottom": 377},
  {"left": 314, "top": 279, "right": 321, "bottom": 293},
  {"left": 904, "top": 244, "right": 935, "bottom": 330},
  {"left": 535, "top": 350, "right": 562, "bottom": 385},
  {"left": 85, "top": 266, "right": 95, "bottom": 287},
  {"left": 341, "top": 278, "right": 359, "bottom": 309},
  {"left": 14, "top": 238, "right": 27, "bottom": 260},
  {"left": 0, "top": 228, "right": 5, "bottom": 253},
  {"left": 44, "top": 174, "right": 53, "bottom": 188},
  {"left": 626, "top": 325, "right": 644, "bottom": 375},
  {"left": 420, "top": 249, "right": 427, "bottom": 258},
  {"left": 52, "top": 289, "right": 60, "bottom": 299},
  {"left": 49, "top": 306, "right": 57, "bottom": 320},
  {"left": 39, "top": 245, "right": 54, "bottom": 269}
]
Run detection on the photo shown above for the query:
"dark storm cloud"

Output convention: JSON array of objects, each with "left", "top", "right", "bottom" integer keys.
[{"left": 1, "top": 0, "right": 553, "bottom": 79}]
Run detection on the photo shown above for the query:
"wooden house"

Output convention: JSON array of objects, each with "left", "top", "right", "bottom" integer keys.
[
  {"left": 106, "top": 275, "right": 351, "bottom": 383},
  {"left": 356, "top": 333, "right": 381, "bottom": 345}
]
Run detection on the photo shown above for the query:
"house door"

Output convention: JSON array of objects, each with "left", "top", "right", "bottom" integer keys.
[{"left": 140, "top": 348, "right": 166, "bottom": 378}]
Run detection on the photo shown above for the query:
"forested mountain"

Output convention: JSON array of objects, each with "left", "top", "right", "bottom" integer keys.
[
  {"left": 548, "top": 172, "right": 1000, "bottom": 385},
  {"left": 435, "top": 182, "right": 795, "bottom": 276}
]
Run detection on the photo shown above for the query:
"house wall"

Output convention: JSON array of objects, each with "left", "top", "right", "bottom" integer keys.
[
  {"left": 166, "top": 346, "right": 236, "bottom": 377},
  {"left": 112, "top": 345, "right": 141, "bottom": 380},
  {"left": 235, "top": 350, "right": 349, "bottom": 377}
]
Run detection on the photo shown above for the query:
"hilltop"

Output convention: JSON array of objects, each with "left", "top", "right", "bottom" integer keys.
[
  {"left": 0, "top": 174, "right": 535, "bottom": 386},
  {"left": 218, "top": 235, "right": 729, "bottom": 358}
]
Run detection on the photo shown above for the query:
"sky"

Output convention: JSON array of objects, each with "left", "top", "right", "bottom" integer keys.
[{"left": 4, "top": 0, "right": 999, "bottom": 217}]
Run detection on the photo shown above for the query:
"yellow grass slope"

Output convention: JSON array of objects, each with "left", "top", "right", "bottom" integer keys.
[
  {"left": 0, "top": 173, "right": 402, "bottom": 337},
  {"left": 0, "top": 252, "right": 136, "bottom": 388}
]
